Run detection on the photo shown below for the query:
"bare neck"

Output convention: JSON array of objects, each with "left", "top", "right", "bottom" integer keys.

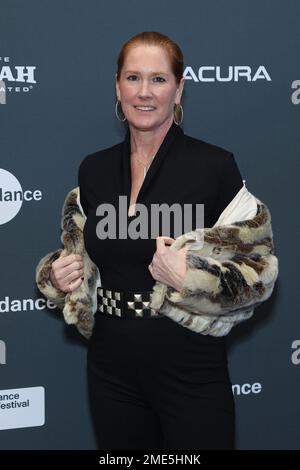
[{"left": 129, "top": 118, "right": 173, "bottom": 160}]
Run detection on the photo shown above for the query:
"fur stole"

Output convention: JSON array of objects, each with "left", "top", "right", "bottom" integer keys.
[{"left": 36, "top": 184, "right": 278, "bottom": 338}]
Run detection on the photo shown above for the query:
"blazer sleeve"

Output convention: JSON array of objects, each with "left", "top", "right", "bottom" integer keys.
[
  {"left": 212, "top": 152, "right": 244, "bottom": 225},
  {"left": 78, "top": 158, "right": 89, "bottom": 217}
]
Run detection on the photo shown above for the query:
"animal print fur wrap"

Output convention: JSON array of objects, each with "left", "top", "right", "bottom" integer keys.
[{"left": 36, "top": 183, "right": 278, "bottom": 339}]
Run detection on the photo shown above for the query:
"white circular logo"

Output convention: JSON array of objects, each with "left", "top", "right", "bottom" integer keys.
[{"left": 0, "top": 169, "right": 23, "bottom": 224}]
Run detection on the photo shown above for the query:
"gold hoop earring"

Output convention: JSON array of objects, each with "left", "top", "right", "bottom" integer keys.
[
  {"left": 115, "top": 100, "right": 126, "bottom": 122},
  {"left": 173, "top": 103, "right": 183, "bottom": 125}
]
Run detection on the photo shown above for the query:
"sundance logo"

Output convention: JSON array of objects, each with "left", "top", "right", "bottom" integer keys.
[
  {"left": 232, "top": 382, "right": 262, "bottom": 396},
  {"left": 184, "top": 65, "right": 271, "bottom": 83},
  {"left": 0, "top": 296, "right": 57, "bottom": 313},
  {"left": 0, "top": 340, "right": 6, "bottom": 365},
  {"left": 0, "top": 169, "right": 42, "bottom": 225},
  {"left": 0, "top": 386, "right": 45, "bottom": 430},
  {"left": 0, "top": 56, "right": 37, "bottom": 104}
]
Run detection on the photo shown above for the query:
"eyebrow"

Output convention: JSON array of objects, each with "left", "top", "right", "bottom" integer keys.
[{"left": 124, "top": 70, "right": 169, "bottom": 76}]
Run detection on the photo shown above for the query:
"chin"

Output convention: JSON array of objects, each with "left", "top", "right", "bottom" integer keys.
[
  {"left": 129, "top": 120, "right": 159, "bottom": 132},
  {"left": 128, "top": 117, "right": 171, "bottom": 133}
]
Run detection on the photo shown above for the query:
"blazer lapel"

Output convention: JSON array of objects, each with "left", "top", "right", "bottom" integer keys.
[{"left": 121, "top": 122, "right": 183, "bottom": 212}]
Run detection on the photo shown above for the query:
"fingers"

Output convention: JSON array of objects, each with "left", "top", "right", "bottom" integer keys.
[
  {"left": 67, "top": 276, "right": 84, "bottom": 293},
  {"left": 54, "top": 253, "right": 83, "bottom": 274},
  {"left": 51, "top": 251, "right": 84, "bottom": 293},
  {"left": 59, "top": 250, "right": 83, "bottom": 267},
  {"left": 55, "top": 270, "right": 84, "bottom": 293},
  {"left": 156, "top": 236, "right": 175, "bottom": 253},
  {"left": 162, "top": 236, "right": 176, "bottom": 244},
  {"left": 65, "top": 265, "right": 84, "bottom": 281},
  {"left": 157, "top": 236, "right": 175, "bottom": 245},
  {"left": 151, "top": 237, "right": 175, "bottom": 274}
]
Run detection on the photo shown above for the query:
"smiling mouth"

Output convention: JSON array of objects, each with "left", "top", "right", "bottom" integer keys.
[{"left": 134, "top": 106, "right": 156, "bottom": 111}]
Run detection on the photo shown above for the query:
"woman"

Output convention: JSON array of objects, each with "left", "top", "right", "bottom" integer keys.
[{"left": 36, "top": 32, "right": 278, "bottom": 450}]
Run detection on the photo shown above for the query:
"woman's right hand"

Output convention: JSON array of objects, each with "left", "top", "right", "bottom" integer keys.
[{"left": 50, "top": 250, "right": 84, "bottom": 293}]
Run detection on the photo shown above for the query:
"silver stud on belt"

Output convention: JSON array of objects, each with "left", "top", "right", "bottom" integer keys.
[{"left": 97, "top": 287, "right": 161, "bottom": 318}]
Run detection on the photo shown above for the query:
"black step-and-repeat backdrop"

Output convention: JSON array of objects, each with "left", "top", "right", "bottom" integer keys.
[{"left": 0, "top": 0, "right": 299, "bottom": 450}]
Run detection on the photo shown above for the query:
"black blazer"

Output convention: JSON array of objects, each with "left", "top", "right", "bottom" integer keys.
[{"left": 78, "top": 122, "right": 243, "bottom": 290}]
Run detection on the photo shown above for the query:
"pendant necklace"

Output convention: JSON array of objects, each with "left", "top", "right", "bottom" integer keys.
[{"left": 133, "top": 154, "right": 156, "bottom": 179}]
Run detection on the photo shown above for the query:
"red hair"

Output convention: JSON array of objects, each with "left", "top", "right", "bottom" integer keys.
[{"left": 116, "top": 31, "right": 184, "bottom": 84}]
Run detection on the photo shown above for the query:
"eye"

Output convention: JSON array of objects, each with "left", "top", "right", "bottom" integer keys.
[
  {"left": 126, "top": 75, "right": 138, "bottom": 81},
  {"left": 153, "top": 76, "right": 166, "bottom": 83}
]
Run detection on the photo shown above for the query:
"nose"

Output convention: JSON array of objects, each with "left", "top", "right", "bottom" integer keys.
[{"left": 138, "top": 79, "right": 152, "bottom": 99}]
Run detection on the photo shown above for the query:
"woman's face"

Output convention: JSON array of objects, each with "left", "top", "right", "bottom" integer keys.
[{"left": 116, "top": 45, "right": 184, "bottom": 132}]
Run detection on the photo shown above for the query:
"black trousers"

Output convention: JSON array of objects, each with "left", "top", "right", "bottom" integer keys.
[{"left": 87, "top": 311, "right": 235, "bottom": 450}]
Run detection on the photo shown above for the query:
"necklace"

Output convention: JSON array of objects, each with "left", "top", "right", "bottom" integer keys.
[{"left": 132, "top": 154, "right": 155, "bottom": 179}]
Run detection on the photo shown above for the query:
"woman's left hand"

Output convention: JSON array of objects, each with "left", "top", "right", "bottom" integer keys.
[{"left": 148, "top": 236, "right": 187, "bottom": 292}]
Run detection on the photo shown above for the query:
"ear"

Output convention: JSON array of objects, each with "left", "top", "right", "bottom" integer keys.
[
  {"left": 115, "top": 73, "right": 120, "bottom": 101},
  {"left": 175, "top": 77, "right": 185, "bottom": 105}
]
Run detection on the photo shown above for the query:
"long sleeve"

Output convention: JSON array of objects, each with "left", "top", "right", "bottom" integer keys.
[
  {"left": 78, "top": 158, "right": 89, "bottom": 217},
  {"left": 212, "top": 152, "right": 244, "bottom": 225}
]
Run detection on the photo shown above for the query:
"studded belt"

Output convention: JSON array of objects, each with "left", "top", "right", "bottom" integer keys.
[{"left": 97, "top": 286, "right": 164, "bottom": 319}]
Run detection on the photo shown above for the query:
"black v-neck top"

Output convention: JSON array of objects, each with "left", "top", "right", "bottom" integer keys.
[{"left": 78, "top": 123, "right": 243, "bottom": 291}]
